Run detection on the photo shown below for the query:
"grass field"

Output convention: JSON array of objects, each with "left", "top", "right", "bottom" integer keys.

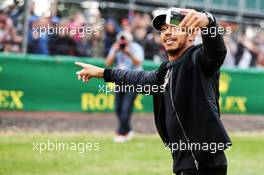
[{"left": 0, "top": 132, "right": 263, "bottom": 175}]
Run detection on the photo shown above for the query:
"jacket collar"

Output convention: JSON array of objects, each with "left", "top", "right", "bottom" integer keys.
[{"left": 166, "top": 45, "right": 199, "bottom": 69}]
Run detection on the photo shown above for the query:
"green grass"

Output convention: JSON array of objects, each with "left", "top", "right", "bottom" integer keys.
[{"left": 0, "top": 132, "right": 263, "bottom": 175}]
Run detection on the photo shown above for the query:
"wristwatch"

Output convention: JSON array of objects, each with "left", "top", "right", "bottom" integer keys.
[{"left": 203, "top": 11, "right": 216, "bottom": 27}]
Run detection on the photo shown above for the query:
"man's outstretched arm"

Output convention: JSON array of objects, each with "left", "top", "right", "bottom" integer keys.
[
  {"left": 75, "top": 61, "right": 168, "bottom": 86},
  {"left": 103, "top": 68, "right": 157, "bottom": 86}
]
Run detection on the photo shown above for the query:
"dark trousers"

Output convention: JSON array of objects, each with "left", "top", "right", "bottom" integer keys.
[
  {"left": 115, "top": 92, "right": 137, "bottom": 135},
  {"left": 176, "top": 166, "right": 227, "bottom": 175}
]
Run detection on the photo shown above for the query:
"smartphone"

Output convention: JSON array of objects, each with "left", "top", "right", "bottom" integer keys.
[{"left": 165, "top": 8, "right": 185, "bottom": 26}]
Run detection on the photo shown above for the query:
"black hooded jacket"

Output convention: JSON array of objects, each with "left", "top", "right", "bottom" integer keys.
[{"left": 103, "top": 23, "right": 232, "bottom": 172}]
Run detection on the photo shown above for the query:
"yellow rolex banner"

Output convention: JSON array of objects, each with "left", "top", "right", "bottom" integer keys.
[{"left": 0, "top": 53, "right": 264, "bottom": 114}]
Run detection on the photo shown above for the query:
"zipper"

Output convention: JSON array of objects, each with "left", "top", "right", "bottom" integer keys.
[{"left": 168, "top": 68, "right": 199, "bottom": 170}]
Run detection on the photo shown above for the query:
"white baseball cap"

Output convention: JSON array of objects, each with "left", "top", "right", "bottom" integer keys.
[{"left": 152, "top": 12, "right": 167, "bottom": 31}]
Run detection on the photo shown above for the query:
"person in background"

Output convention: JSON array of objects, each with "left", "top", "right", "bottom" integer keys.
[
  {"left": 27, "top": 16, "right": 50, "bottom": 55},
  {"left": 105, "top": 31, "right": 144, "bottom": 143},
  {"left": 67, "top": 12, "right": 89, "bottom": 57},
  {"left": 4, "top": 2, "right": 23, "bottom": 28},
  {"left": 144, "top": 30, "right": 166, "bottom": 62},
  {"left": 2, "top": 26, "right": 22, "bottom": 52},
  {"left": 255, "top": 32, "right": 264, "bottom": 67},
  {"left": 48, "top": 19, "right": 80, "bottom": 56},
  {"left": 120, "top": 18, "right": 132, "bottom": 33},
  {"left": 89, "top": 23, "right": 104, "bottom": 58},
  {"left": 222, "top": 35, "right": 236, "bottom": 68},
  {"left": 133, "top": 26, "right": 147, "bottom": 47},
  {"left": 104, "top": 19, "right": 120, "bottom": 57},
  {"left": 235, "top": 35, "right": 258, "bottom": 68},
  {"left": 0, "top": 14, "right": 21, "bottom": 52}
]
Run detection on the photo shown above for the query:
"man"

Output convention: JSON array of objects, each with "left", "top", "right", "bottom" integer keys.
[
  {"left": 106, "top": 31, "right": 144, "bottom": 142},
  {"left": 75, "top": 8, "right": 231, "bottom": 175}
]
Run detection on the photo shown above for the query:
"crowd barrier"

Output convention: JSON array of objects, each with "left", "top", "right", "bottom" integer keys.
[{"left": 1, "top": 53, "right": 264, "bottom": 115}]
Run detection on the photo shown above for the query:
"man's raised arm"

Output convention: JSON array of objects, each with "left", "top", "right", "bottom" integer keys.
[
  {"left": 177, "top": 10, "right": 227, "bottom": 75},
  {"left": 198, "top": 17, "right": 227, "bottom": 75}
]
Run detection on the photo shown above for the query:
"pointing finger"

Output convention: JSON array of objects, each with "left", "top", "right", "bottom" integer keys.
[{"left": 75, "top": 62, "right": 87, "bottom": 68}]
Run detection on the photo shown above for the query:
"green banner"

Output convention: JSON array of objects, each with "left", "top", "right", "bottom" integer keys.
[{"left": 0, "top": 53, "right": 264, "bottom": 115}]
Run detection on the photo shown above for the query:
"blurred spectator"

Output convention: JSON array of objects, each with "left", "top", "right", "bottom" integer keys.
[
  {"left": 257, "top": 50, "right": 264, "bottom": 66},
  {"left": 27, "top": 16, "right": 49, "bottom": 55},
  {"left": 89, "top": 23, "right": 104, "bottom": 58},
  {"left": 105, "top": 31, "right": 144, "bottom": 143},
  {"left": 144, "top": 31, "right": 166, "bottom": 62},
  {"left": 120, "top": 18, "right": 132, "bottom": 33},
  {"left": 1, "top": 0, "right": 264, "bottom": 71},
  {"left": 4, "top": 2, "right": 23, "bottom": 28},
  {"left": 234, "top": 35, "right": 258, "bottom": 68},
  {"left": 133, "top": 27, "right": 147, "bottom": 46},
  {"left": 103, "top": 19, "right": 120, "bottom": 57},
  {"left": 255, "top": 32, "right": 264, "bottom": 67},
  {"left": 2, "top": 27, "right": 22, "bottom": 52},
  {"left": 67, "top": 12, "right": 89, "bottom": 57},
  {"left": 48, "top": 19, "right": 80, "bottom": 56},
  {"left": 222, "top": 35, "right": 236, "bottom": 68},
  {"left": 0, "top": 14, "right": 22, "bottom": 52}
]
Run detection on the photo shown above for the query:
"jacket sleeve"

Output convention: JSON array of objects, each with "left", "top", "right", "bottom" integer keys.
[
  {"left": 103, "top": 68, "right": 158, "bottom": 86},
  {"left": 197, "top": 22, "right": 227, "bottom": 75},
  {"left": 103, "top": 61, "right": 168, "bottom": 87}
]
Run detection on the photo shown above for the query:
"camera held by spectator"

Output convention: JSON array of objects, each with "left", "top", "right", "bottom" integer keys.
[{"left": 119, "top": 36, "right": 127, "bottom": 50}]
